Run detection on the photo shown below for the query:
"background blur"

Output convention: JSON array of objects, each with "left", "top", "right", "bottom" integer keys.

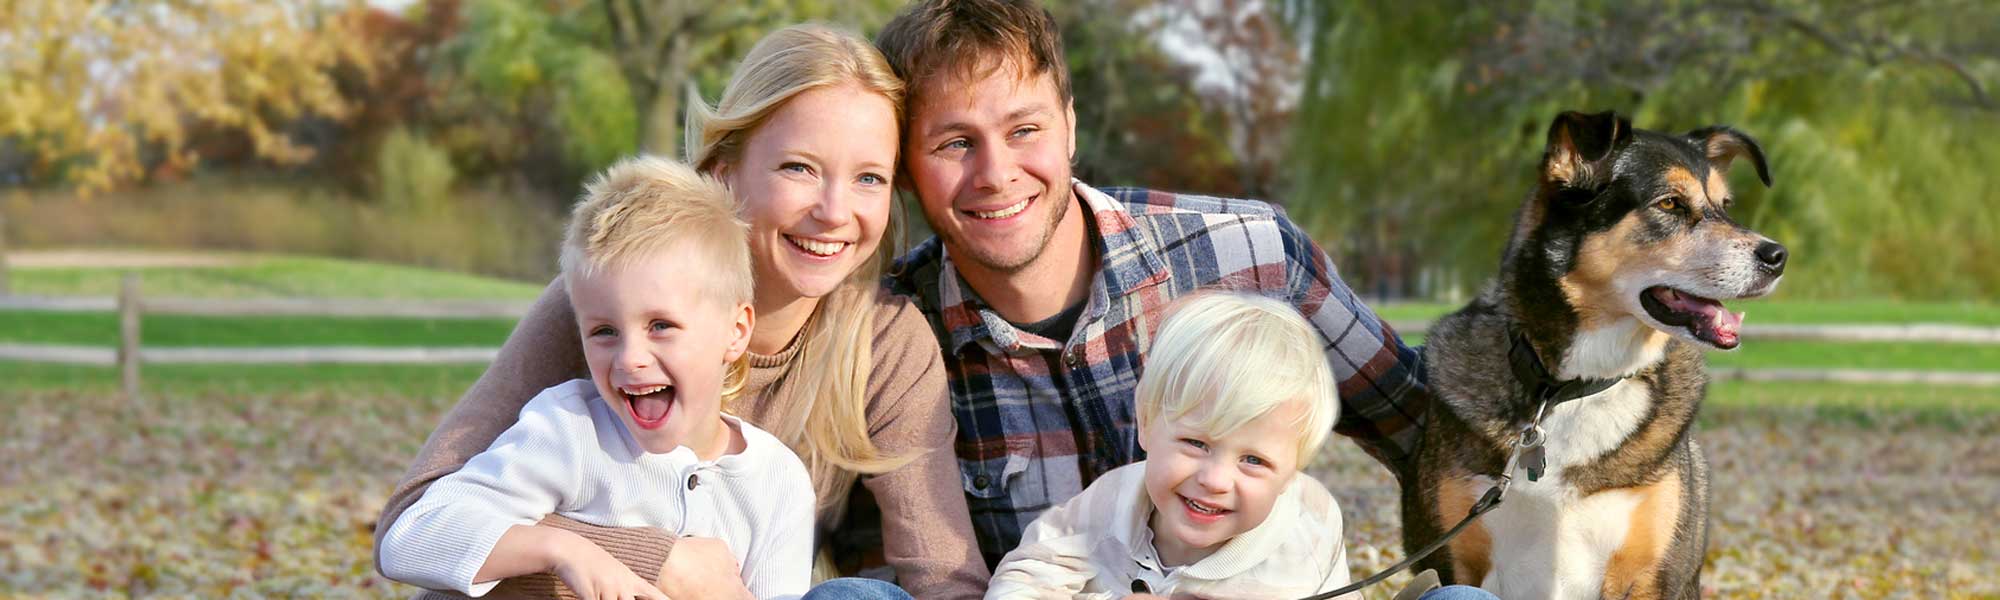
[{"left": 2, "top": 1, "right": 1995, "bottom": 598}]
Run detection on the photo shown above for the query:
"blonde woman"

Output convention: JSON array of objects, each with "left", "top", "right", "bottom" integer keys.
[{"left": 375, "top": 24, "right": 985, "bottom": 600}]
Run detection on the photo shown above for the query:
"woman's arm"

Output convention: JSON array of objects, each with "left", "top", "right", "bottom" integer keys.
[
  {"left": 857, "top": 296, "right": 990, "bottom": 599},
  {"left": 373, "top": 278, "right": 680, "bottom": 587}
]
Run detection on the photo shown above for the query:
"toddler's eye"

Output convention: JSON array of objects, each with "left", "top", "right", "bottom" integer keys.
[
  {"left": 1243, "top": 455, "right": 1269, "bottom": 467},
  {"left": 650, "top": 320, "right": 674, "bottom": 333},
  {"left": 1180, "top": 438, "right": 1208, "bottom": 451},
  {"left": 589, "top": 325, "right": 615, "bottom": 338}
]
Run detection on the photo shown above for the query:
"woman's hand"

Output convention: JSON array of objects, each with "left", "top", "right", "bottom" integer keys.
[
  {"left": 655, "top": 536, "right": 753, "bottom": 600},
  {"left": 549, "top": 530, "right": 670, "bottom": 600}
]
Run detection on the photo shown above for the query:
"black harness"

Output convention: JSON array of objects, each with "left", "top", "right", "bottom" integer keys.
[{"left": 1298, "top": 333, "right": 1623, "bottom": 599}]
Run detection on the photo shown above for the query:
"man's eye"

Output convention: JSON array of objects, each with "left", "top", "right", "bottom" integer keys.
[
  {"left": 1011, "top": 126, "right": 1039, "bottom": 139},
  {"left": 939, "top": 139, "right": 970, "bottom": 152}
]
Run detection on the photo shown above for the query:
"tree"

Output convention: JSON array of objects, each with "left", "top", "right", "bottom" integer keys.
[{"left": 0, "top": 0, "right": 378, "bottom": 191}]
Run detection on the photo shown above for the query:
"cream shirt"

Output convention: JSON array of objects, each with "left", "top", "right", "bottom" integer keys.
[{"left": 986, "top": 462, "right": 1356, "bottom": 599}]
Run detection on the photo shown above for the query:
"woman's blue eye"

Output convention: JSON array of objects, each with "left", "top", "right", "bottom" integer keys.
[
  {"left": 858, "top": 173, "right": 886, "bottom": 186},
  {"left": 781, "top": 162, "right": 811, "bottom": 174}
]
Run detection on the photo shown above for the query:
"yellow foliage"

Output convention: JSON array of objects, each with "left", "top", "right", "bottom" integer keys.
[{"left": 0, "top": 0, "right": 378, "bottom": 192}]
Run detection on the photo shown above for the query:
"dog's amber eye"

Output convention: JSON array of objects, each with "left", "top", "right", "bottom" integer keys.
[{"left": 1658, "top": 198, "right": 1679, "bottom": 211}]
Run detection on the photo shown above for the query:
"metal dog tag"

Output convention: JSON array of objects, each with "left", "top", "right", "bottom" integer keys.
[{"left": 1523, "top": 445, "right": 1547, "bottom": 482}]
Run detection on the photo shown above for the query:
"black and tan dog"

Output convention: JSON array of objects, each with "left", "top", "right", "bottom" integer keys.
[{"left": 1404, "top": 111, "right": 1787, "bottom": 599}]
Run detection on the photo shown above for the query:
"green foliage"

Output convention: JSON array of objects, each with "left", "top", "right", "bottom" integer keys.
[
  {"left": 1286, "top": 0, "right": 2000, "bottom": 301},
  {"left": 374, "top": 128, "right": 458, "bottom": 213}
]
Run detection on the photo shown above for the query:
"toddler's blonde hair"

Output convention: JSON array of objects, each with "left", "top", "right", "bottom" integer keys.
[{"left": 1136, "top": 291, "right": 1339, "bottom": 465}]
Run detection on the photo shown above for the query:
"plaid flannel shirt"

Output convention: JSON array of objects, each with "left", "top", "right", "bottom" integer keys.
[{"left": 884, "top": 181, "right": 1429, "bottom": 566}]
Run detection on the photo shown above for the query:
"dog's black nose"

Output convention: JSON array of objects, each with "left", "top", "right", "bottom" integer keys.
[{"left": 1755, "top": 241, "right": 1788, "bottom": 275}]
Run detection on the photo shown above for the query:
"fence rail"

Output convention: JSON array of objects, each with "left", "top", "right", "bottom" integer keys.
[{"left": 5, "top": 278, "right": 2000, "bottom": 400}]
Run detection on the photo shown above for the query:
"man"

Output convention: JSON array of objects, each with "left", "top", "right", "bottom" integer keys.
[{"left": 874, "top": 0, "right": 1430, "bottom": 567}]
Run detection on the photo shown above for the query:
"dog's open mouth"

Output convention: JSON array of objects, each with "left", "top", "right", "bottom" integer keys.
[{"left": 1640, "top": 286, "right": 1744, "bottom": 349}]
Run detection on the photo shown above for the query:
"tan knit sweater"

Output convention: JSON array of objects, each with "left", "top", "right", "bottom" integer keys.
[{"left": 373, "top": 278, "right": 988, "bottom": 600}]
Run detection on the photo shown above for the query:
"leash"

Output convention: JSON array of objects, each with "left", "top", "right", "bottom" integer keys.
[{"left": 1298, "top": 335, "right": 1621, "bottom": 599}]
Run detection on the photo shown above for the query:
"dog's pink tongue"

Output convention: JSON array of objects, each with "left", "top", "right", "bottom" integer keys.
[{"left": 632, "top": 393, "right": 670, "bottom": 421}]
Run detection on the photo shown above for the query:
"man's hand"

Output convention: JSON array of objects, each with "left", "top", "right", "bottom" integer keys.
[
  {"left": 549, "top": 531, "right": 670, "bottom": 600},
  {"left": 655, "top": 536, "right": 752, "bottom": 600}
]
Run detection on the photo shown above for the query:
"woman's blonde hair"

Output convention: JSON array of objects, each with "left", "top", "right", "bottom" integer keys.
[
  {"left": 684, "top": 23, "right": 912, "bottom": 516},
  {"left": 1135, "top": 291, "right": 1340, "bottom": 465}
]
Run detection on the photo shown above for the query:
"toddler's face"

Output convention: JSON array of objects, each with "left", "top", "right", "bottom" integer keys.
[
  {"left": 1138, "top": 400, "right": 1308, "bottom": 566},
  {"left": 569, "top": 250, "right": 751, "bottom": 456}
]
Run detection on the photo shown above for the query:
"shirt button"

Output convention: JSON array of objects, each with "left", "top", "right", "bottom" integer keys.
[
  {"left": 973, "top": 474, "right": 991, "bottom": 490},
  {"left": 687, "top": 474, "right": 701, "bottom": 490}
]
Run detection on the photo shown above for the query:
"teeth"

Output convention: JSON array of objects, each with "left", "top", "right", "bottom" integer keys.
[
  {"left": 786, "top": 236, "right": 847, "bottom": 257},
  {"left": 1183, "top": 496, "right": 1224, "bottom": 515},
  {"left": 972, "top": 199, "right": 1030, "bottom": 220},
  {"left": 624, "top": 385, "right": 667, "bottom": 396}
]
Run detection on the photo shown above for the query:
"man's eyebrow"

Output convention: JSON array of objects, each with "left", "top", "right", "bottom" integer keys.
[{"left": 921, "top": 105, "right": 1056, "bottom": 139}]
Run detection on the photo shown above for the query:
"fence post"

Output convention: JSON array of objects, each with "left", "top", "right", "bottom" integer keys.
[
  {"left": 0, "top": 213, "right": 10, "bottom": 296},
  {"left": 119, "top": 272, "right": 141, "bottom": 402}
]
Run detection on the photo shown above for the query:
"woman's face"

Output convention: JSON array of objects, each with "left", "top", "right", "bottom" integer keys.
[{"left": 718, "top": 83, "right": 899, "bottom": 304}]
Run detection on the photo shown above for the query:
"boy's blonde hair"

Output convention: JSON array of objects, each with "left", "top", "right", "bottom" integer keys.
[
  {"left": 684, "top": 23, "right": 914, "bottom": 518},
  {"left": 1136, "top": 291, "right": 1339, "bottom": 465},
  {"left": 559, "top": 155, "right": 755, "bottom": 397}
]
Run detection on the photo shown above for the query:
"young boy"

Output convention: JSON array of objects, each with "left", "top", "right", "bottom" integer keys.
[
  {"left": 984, "top": 291, "right": 1354, "bottom": 599},
  {"left": 379, "top": 156, "right": 815, "bottom": 599}
]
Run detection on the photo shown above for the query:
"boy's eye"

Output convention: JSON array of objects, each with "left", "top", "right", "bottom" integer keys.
[
  {"left": 588, "top": 325, "right": 615, "bottom": 338},
  {"left": 649, "top": 320, "right": 674, "bottom": 333},
  {"left": 1180, "top": 438, "right": 1208, "bottom": 451},
  {"left": 1242, "top": 455, "right": 1269, "bottom": 468}
]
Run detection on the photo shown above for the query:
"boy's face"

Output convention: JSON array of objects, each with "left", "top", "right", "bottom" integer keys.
[
  {"left": 1137, "top": 400, "right": 1308, "bottom": 566},
  {"left": 903, "top": 60, "right": 1077, "bottom": 274},
  {"left": 569, "top": 248, "right": 752, "bottom": 456}
]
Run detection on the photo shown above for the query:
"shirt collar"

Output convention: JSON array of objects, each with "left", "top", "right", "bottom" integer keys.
[{"left": 937, "top": 179, "right": 1173, "bottom": 354}]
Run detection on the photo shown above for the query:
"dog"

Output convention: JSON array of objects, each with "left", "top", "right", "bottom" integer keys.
[{"left": 1403, "top": 110, "right": 1787, "bottom": 599}]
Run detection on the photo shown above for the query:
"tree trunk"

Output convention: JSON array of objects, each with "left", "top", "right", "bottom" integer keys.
[{"left": 642, "top": 36, "right": 692, "bottom": 159}]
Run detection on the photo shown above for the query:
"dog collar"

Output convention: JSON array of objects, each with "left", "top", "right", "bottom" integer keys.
[{"left": 1508, "top": 334, "right": 1623, "bottom": 407}]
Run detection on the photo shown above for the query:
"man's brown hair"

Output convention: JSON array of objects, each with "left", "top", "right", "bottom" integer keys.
[{"left": 874, "top": 0, "right": 1071, "bottom": 113}]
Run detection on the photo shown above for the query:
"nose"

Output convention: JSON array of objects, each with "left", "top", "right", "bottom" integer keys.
[
  {"left": 616, "top": 338, "right": 652, "bottom": 373},
  {"left": 1193, "top": 460, "right": 1231, "bottom": 493},
  {"left": 970, "top": 142, "right": 1016, "bottom": 193},
  {"left": 1754, "top": 240, "right": 1787, "bottom": 275},
  {"left": 811, "top": 185, "right": 853, "bottom": 228}
]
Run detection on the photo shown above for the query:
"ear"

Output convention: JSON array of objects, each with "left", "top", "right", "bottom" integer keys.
[
  {"left": 723, "top": 302, "right": 753, "bottom": 363},
  {"left": 1064, "top": 98, "right": 1078, "bottom": 163},
  {"left": 1685, "top": 125, "right": 1772, "bottom": 188},
  {"left": 1543, "top": 110, "right": 1632, "bottom": 187}
]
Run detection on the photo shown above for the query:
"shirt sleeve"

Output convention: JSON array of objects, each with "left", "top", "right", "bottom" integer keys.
[
  {"left": 1272, "top": 211, "right": 1429, "bottom": 479},
  {"left": 742, "top": 453, "right": 817, "bottom": 600},
  {"left": 378, "top": 390, "right": 586, "bottom": 597},
  {"left": 983, "top": 488, "right": 1097, "bottom": 599}
]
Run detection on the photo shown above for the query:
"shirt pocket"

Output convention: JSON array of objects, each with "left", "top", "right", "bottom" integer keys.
[{"left": 960, "top": 449, "right": 1042, "bottom": 508}]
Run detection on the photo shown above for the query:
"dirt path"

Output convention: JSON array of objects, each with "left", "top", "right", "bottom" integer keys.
[{"left": 6, "top": 249, "right": 252, "bottom": 269}]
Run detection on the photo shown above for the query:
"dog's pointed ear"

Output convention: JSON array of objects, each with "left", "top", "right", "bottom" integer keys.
[
  {"left": 1686, "top": 125, "right": 1772, "bottom": 188},
  {"left": 1543, "top": 111, "right": 1631, "bottom": 189}
]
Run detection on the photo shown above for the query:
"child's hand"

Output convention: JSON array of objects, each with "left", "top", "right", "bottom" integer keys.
[
  {"left": 655, "top": 536, "right": 753, "bottom": 600},
  {"left": 551, "top": 531, "right": 669, "bottom": 600}
]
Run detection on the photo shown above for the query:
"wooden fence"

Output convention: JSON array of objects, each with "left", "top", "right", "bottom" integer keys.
[{"left": 2, "top": 274, "right": 1998, "bottom": 400}]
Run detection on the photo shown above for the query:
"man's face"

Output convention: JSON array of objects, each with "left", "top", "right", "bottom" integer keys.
[{"left": 903, "top": 62, "right": 1077, "bottom": 273}]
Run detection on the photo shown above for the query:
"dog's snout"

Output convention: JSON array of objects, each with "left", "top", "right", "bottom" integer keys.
[{"left": 1755, "top": 241, "right": 1788, "bottom": 275}]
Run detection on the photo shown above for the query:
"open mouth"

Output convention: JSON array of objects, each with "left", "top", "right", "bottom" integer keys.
[
  {"left": 620, "top": 384, "right": 675, "bottom": 429},
  {"left": 1640, "top": 286, "right": 1744, "bottom": 349},
  {"left": 1179, "top": 495, "right": 1232, "bottom": 522},
  {"left": 963, "top": 195, "right": 1035, "bottom": 221}
]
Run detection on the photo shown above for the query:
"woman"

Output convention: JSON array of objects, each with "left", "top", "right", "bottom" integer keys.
[{"left": 373, "top": 24, "right": 986, "bottom": 600}]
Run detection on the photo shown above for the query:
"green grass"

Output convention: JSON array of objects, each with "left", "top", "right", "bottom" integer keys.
[
  {"left": 0, "top": 310, "right": 519, "bottom": 348},
  {"left": 1375, "top": 298, "right": 2000, "bottom": 326},
  {"left": 7, "top": 253, "right": 546, "bottom": 300},
  {"left": 0, "top": 361, "right": 489, "bottom": 398}
]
